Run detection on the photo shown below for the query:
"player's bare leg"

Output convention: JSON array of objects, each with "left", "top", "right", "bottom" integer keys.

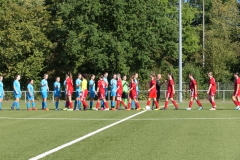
[{"left": 209, "top": 95, "right": 216, "bottom": 110}]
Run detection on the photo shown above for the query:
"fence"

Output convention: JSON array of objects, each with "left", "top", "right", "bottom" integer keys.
[{"left": 3, "top": 90, "right": 234, "bottom": 102}]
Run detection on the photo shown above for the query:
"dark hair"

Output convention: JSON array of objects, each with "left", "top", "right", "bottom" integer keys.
[
  {"left": 189, "top": 73, "right": 195, "bottom": 79},
  {"left": 235, "top": 72, "right": 239, "bottom": 76},
  {"left": 99, "top": 75, "right": 103, "bottom": 79},
  {"left": 168, "top": 73, "right": 174, "bottom": 80},
  {"left": 15, "top": 74, "right": 20, "bottom": 79},
  {"left": 66, "top": 72, "right": 72, "bottom": 79},
  {"left": 151, "top": 73, "right": 156, "bottom": 78},
  {"left": 28, "top": 79, "right": 33, "bottom": 83},
  {"left": 82, "top": 73, "right": 88, "bottom": 79}
]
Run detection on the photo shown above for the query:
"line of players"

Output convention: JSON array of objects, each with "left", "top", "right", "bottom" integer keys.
[{"left": 0, "top": 71, "right": 239, "bottom": 111}]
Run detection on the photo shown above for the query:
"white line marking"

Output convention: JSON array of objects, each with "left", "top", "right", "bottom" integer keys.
[{"left": 28, "top": 110, "right": 146, "bottom": 160}]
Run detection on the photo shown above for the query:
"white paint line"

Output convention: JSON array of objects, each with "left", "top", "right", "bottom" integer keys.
[{"left": 28, "top": 110, "right": 146, "bottom": 160}]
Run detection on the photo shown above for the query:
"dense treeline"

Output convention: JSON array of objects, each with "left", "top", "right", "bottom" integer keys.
[{"left": 0, "top": 0, "right": 239, "bottom": 90}]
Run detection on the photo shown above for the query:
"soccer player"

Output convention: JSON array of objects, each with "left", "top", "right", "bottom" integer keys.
[
  {"left": 116, "top": 73, "right": 127, "bottom": 109},
  {"left": 146, "top": 74, "right": 160, "bottom": 110},
  {"left": 41, "top": 74, "right": 49, "bottom": 110},
  {"left": 0, "top": 76, "right": 4, "bottom": 110},
  {"left": 74, "top": 73, "right": 82, "bottom": 110},
  {"left": 102, "top": 72, "right": 109, "bottom": 110},
  {"left": 232, "top": 72, "right": 240, "bottom": 110},
  {"left": 163, "top": 73, "right": 178, "bottom": 110},
  {"left": 152, "top": 74, "right": 164, "bottom": 109},
  {"left": 65, "top": 72, "right": 74, "bottom": 111},
  {"left": 127, "top": 75, "right": 141, "bottom": 111},
  {"left": 11, "top": 75, "right": 21, "bottom": 110},
  {"left": 185, "top": 73, "right": 203, "bottom": 110},
  {"left": 132, "top": 73, "right": 139, "bottom": 109},
  {"left": 89, "top": 74, "right": 96, "bottom": 110},
  {"left": 207, "top": 72, "right": 217, "bottom": 110},
  {"left": 54, "top": 77, "right": 61, "bottom": 110},
  {"left": 95, "top": 75, "right": 109, "bottom": 111},
  {"left": 110, "top": 74, "right": 117, "bottom": 110},
  {"left": 63, "top": 78, "right": 68, "bottom": 110},
  {"left": 80, "top": 74, "right": 89, "bottom": 110},
  {"left": 26, "top": 79, "right": 37, "bottom": 111},
  {"left": 121, "top": 75, "right": 129, "bottom": 108}
]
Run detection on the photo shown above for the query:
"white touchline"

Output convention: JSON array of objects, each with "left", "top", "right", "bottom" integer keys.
[{"left": 28, "top": 110, "right": 147, "bottom": 160}]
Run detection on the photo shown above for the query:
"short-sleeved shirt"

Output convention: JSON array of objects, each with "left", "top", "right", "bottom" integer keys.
[
  {"left": 0, "top": 82, "right": 4, "bottom": 94},
  {"left": 98, "top": 79, "right": 106, "bottom": 94},
  {"left": 103, "top": 77, "right": 108, "bottom": 89},
  {"left": 130, "top": 81, "right": 137, "bottom": 96},
  {"left": 110, "top": 79, "right": 117, "bottom": 91},
  {"left": 150, "top": 79, "right": 156, "bottom": 93},
  {"left": 156, "top": 79, "right": 161, "bottom": 91},
  {"left": 117, "top": 79, "right": 123, "bottom": 93},
  {"left": 234, "top": 78, "right": 240, "bottom": 92},
  {"left": 167, "top": 79, "right": 174, "bottom": 93},
  {"left": 134, "top": 79, "right": 139, "bottom": 92},
  {"left": 189, "top": 78, "right": 197, "bottom": 92},
  {"left": 209, "top": 77, "right": 216, "bottom": 93},
  {"left": 66, "top": 78, "right": 73, "bottom": 91},
  {"left": 122, "top": 80, "right": 129, "bottom": 92},
  {"left": 27, "top": 84, "right": 34, "bottom": 96},
  {"left": 89, "top": 79, "right": 95, "bottom": 92},
  {"left": 54, "top": 81, "right": 61, "bottom": 93},
  {"left": 76, "top": 79, "right": 82, "bottom": 92},
  {"left": 82, "top": 79, "right": 87, "bottom": 91},
  {"left": 41, "top": 79, "right": 48, "bottom": 92},
  {"left": 14, "top": 80, "right": 21, "bottom": 93}
]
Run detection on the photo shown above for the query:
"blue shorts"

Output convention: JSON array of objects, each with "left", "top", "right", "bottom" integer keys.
[
  {"left": 14, "top": 93, "right": 21, "bottom": 99},
  {"left": 76, "top": 91, "right": 81, "bottom": 98},
  {"left": 0, "top": 94, "right": 4, "bottom": 99},
  {"left": 105, "top": 88, "right": 108, "bottom": 96},
  {"left": 41, "top": 92, "right": 48, "bottom": 99},
  {"left": 27, "top": 95, "right": 34, "bottom": 101},
  {"left": 54, "top": 92, "right": 61, "bottom": 98},
  {"left": 89, "top": 91, "right": 95, "bottom": 98},
  {"left": 111, "top": 91, "right": 116, "bottom": 97}
]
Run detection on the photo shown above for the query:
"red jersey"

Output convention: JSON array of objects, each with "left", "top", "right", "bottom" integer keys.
[
  {"left": 117, "top": 79, "right": 123, "bottom": 93},
  {"left": 130, "top": 81, "right": 137, "bottom": 96},
  {"left": 150, "top": 79, "right": 156, "bottom": 93},
  {"left": 167, "top": 79, "right": 174, "bottom": 93},
  {"left": 234, "top": 77, "right": 240, "bottom": 92},
  {"left": 209, "top": 77, "right": 216, "bottom": 92},
  {"left": 98, "top": 79, "right": 106, "bottom": 94},
  {"left": 66, "top": 78, "right": 73, "bottom": 91},
  {"left": 189, "top": 78, "right": 197, "bottom": 91}
]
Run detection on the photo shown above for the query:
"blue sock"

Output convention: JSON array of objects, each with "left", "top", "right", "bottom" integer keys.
[
  {"left": 26, "top": 102, "right": 30, "bottom": 109},
  {"left": 44, "top": 102, "right": 47, "bottom": 109},
  {"left": 41, "top": 102, "right": 44, "bottom": 109},
  {"left": 131, "top": 101, "right": 135, "bottom": 109},
  {"left": 16, "top": 102, "right": 20, "bottom": 109},
  {"left": 0, "top": 102, "right": 2, "bottom": 110},
  {"left": 55, "top": 102, "right": 59, "bottom": 109},
  {"left": 111, "top": 101, "right": 115, "bottom": 108},
  {"left": 74, "top": 100, "right": 77, "bottom": 110},
  {"left": 101, "top": 100, "right": 104, "bottom": 108},
  {"left": 90, "top": 101, "right": 93, "bottom": 108},
  {"left": 32, "top": 102, "right": 36, "bottom": 108},
  {"left": 77, "top": 100, "right": 81, "bottom": 109},
  {"left": 11, "top": 101, "right": 16, "bottom": 108}
]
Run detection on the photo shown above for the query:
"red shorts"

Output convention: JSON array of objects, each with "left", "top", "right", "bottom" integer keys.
[
  {"left": 209, "top": 90, "right": 216, "bottom": 96},
  {"left": 190, "top": 91, "right": 198, "bottom": 98},
  {"left": 233, "top": 91, "right": 240, "bottom": 97},
  {"left": 67, "top": 89, "right": 73, "bottom": 96},
  {"left": 148, "top": 91, "right": 157, "bottom": 98},
  {"left": 130, "top": 93, "right": 137, "bottom": 99},
  {"left": 98, "top": 92, "right": 105, "bottom": 100},
  {"left": 166, "top": 92, "right": 174, "bottom": 98},
  {"left": 117, "top": 91, "right": 122, "bottom": 97},
  {"left": 81, "top": 90, "right": 88, "bottom": 99}
]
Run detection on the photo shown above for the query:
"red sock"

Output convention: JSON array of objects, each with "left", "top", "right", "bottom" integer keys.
[
  {"left": 81, "top": 100, "right": 88, "bottom": 108},
  {"left": 164, "top": 101, "right": 168, "bottom": 109},
  {"left": 196, "top": 100, "right": 202, "bottom": 107},
  {"left": 128, "top": 103, "right": 131, "bottom": 109},
  {"left": 136, "top": 102, "right": 140, "bottom": 109},
  {"left": 121, "top": 101, "right": 126, "bottom": 107},
  {"left": 69, "top": 102, "right": 73, "bottom": 109},
  {"left": 147, "top": 100, "right": 150, "bottom": 106},
  {"left": 96, "top": 101, "right": 100, "bottom": 109},
  {"left": 212, "top": 101, "right": 216, "bottom": 108},
  {"left": 188, "top": 101, "right": 193, "bottom": 108},
  {"left": 172, "top": 100, "right": 178, "bottom": 108},
  {"left": 116, "top": 100, "right": 120, "bottom": 109},
  {"left": 154, "top": 100, "right": 159, "bottom": 108},
  {"left": 233, "top": 100, "right": 238, "bottom": 106},
  {"left": 104, "top": 102, "right": 109, "bottom": 108}
]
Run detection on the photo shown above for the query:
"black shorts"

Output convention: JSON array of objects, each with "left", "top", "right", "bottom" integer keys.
[
  {"left": 122, "top": 92, "right": 128, "bottom": 99},
  {"left": 157, "top": 90, "right": 160, "bottom": 99}
]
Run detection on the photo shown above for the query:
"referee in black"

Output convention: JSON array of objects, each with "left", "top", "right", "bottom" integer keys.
[{"left": 152, "top": 74, "right": 165, "bottom": 109}]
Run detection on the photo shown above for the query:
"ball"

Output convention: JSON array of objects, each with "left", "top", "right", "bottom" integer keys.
[{"left": 145, "top": 106, "right": 151, "bottom": 110}]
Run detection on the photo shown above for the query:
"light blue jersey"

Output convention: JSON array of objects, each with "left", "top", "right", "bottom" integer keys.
[
  {"left": 89, "top": 80, "right": 95, "bottom": 92},
  {"left": 103, "top": 77, "right": 108, "bottom": 89},
  {"left": 76, "top": 79, "right": 82, "bottom": 93},
  {"left": 110, "top": 79, "right": 117, "bottom": 91},
  {"left": 54, "top": 81, "right": 61, "bottom": 97},
  {"left": 0, "top": 82, "right": 4, "bottom": 96},
  {"left": 134, "top": 79, "right": 139, "bottom": 93},
  {"left": 13, "top": 80, "right": 21, "bottom": 98},
  {"left": 27, "top": 84, "right": 34, "bottom": 100},
  {"left": 41, "top": 79, "right": 48, "bottom": 92}
]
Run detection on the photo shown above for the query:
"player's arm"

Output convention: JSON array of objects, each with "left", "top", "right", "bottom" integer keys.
[
  {"left": 194, "top": 84, "right": 198, "bottom": 95},
  {"left": 128, "top": 87, "right": 133, "bottom": 93},
  {"left": 41, "top": 81, "right": 46, "bottom": 87},
  {"left": 27, "top": 87, "right": 32, "bottom": 96},
  {"left": 236, "top": 83, "right": 240, "bottom": 96},
  {"left": 207, "top": 84, "right": 212, "bottom": 94},
  {"left": 172, "top": 84, "right": 175, "bottom": 94},
  {"left": 148, "top": 84, "right": 155, "bottom": 92}
]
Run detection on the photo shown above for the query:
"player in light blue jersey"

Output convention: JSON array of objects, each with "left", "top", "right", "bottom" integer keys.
[
  {"left": 11, "top": 75, "right": 21, "bottom": 110},
  {"left": 110, "top": 74, "right": 117, "bottom": 109},
  {"left": 54, "top": 77, "right": 61, "bottom": 110},
  {"left": 0, "top": 76, "right": 5, "bottom": 110},
  {"left": 26, "top": 79, "right": 37, "bottom": 110},
  {"left": 102, "top": 72, "right": 108, "bottom": 109},
  {"left": 132, "top": 73, "right": 139, "bottom": 109},
  {"left": 41, "top": 74, "right": 49, "bottom": 110},
  {"left": 89, "top": 74, "right": 96, "bottom": 110},
  {"left": 74, "top": 73, "right": 82, "bottom": 110}
]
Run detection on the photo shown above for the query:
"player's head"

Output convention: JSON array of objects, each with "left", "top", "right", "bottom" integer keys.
[
  {"left": 0, "top": 75, "right": 3, "bottom": 81},
  {"left": 91, "top": 74, "right": 95, "bottom": 80},
  {"left": 208, "top": 72, "right": 213, "bottom": 77},
  {"left": 56, "top": 77, "right": 60, "bottom": 82},
  {"left": 189, "top": 73, "right": 194, "bottom": 79},
  {"left": 78, "top": 73, "right": 82, "bottom": 79},
  {"left": 99, "top": 75, "right": 103, "bottom": 80},
  {"left": 123, "top": 75, "right": 126, "bottom": 81},
  {"left": 150, "top": 73, "right": 155, "bottom": 79},
  {"left": 134, "top": 73, "right": 138, "bottom": 79},
  {"left": 15, "top": 74, "right": 20, "bottom": 80},
  {"left": 234, "top": 72, "right": 239, "bottom": 78},
  {"left": 66, "top": 72, "right": 72, "bottom": 79},
  {"left": 117, "top": 73, "right": 121, "bottom": 79},
  {"left": 28, "top": 79, "right": 34, "bottom": 84},
  {"left": 130, "top": 74, "right": 135, "bottom": 81},
  {"left": 113, "top": 74, "right": 117, "bottom": 79},
  {"left": 157, "top": 74, "right": 161, "bottom": 79},
  {"left": 43, "top": 74, "right": 48, "bottom": 80},
  {"left": 168, "top": 73, "right": 174, "bottom": 80},
  {"left": 82, "top": 73, "right": 88, "bottom": 79},
  {"left": 104, "top": 72, "right": 108, "bottom": 77}
]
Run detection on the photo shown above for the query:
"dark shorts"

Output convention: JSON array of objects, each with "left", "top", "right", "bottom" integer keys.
[
  {"left": 122, "top": 91, "right": 128, "bottom": 99},
  {"left": 157, "top": 90, "right": 160, "bottom": 99}
]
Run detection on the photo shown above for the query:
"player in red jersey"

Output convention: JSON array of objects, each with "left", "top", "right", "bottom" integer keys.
[
  {"left": 163, "top": 73, "right": 178, "bottom": 110},
  {"left": 232, "top": 72, "right": 240, "bottom": 110},
  {"left": 127, "top": 75, "right": 141, "bottom": 111},
  {"left": 95, "top": 75, "right": 109, "bottom": 111},
  {"left": 207, "top": 72, "right": 217, "bottom": 110},
  {"left": 146, "top": 74, "right": 160, "bottom": 110},
  {"left": 65, "top": 72, "right": 74, "bottom": 111},
  {"left": 186, "top": 73, "right": 203, "bottom": 110},
  {"left": 116, "top": 73, "right": 127, "bottom": 110}
]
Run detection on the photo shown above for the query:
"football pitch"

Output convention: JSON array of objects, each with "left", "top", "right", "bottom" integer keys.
[{"left": 1, "top": 100, "right": 240, "bottom": 160}]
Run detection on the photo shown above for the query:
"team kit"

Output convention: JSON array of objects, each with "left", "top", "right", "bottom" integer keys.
[{"left": 0, "top": 72, "right": 239, "bottom": 111}]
